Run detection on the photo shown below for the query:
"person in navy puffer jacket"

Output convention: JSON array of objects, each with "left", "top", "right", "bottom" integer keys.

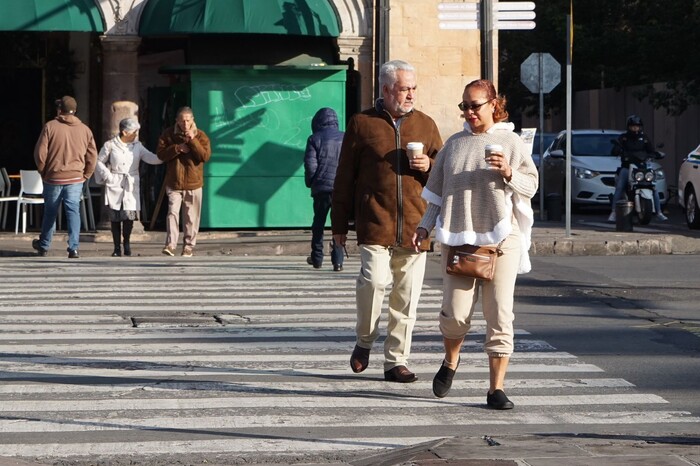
[{"left": 304, "top": 107, "right": 345, "bottom": 271}]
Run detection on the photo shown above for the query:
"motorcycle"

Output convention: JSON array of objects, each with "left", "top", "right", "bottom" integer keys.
[{"left": 611, "top": 140, "right": 664, "bottom": 225}]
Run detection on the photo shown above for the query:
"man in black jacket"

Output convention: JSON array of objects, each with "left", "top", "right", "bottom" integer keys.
[
  {"left": 304, "top": 107, "right": 345, "bottom": 271},
  {"left": 608, "top": 115, "right": 667, "bottom": 222}
]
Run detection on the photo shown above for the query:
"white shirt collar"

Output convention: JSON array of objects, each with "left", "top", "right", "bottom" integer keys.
[{"left": 463, "top": 121, "right": 515, "bottom": 134}]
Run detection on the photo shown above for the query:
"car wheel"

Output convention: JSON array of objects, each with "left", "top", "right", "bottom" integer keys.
[{"left": 685, "top": 187, "right": 700, "bottom": 230}]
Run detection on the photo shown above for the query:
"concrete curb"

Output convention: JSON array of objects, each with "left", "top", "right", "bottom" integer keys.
[{"left": 1, "top": 227, "right": 699, "bottom": 258}]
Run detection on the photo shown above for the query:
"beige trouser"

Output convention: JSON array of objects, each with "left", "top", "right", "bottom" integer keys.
[
  {"left": 439, "top": 231, "right": 521, "bottom": 356},
  {"left": 165, "top": 187, "right": 203, "bottom": 249},
  {"left": 355, "top": 245, "right": 427, "bottom": 371}
]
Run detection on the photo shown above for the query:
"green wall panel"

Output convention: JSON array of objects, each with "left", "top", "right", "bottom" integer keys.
[
  {"left": 203, "top": 176, "right": 313, "bottom": 228},
  {"left": 190, "top": 66, "right": 346, "bottom": 228}
]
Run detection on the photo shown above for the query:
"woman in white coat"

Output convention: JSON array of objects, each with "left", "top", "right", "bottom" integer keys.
[{"left": 95, "top": 118, "right": 162, "bottom": 256}]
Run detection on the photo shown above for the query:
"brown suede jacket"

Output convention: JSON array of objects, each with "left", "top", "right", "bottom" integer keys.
[
  {"left": 156, "top": 126, "right": 211, "bottom": 190},
  {"left": 332, "top": 104, "right": 443, "bottom": 248}
]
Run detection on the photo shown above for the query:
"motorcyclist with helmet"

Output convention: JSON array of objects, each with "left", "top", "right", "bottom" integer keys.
[{"left": 608, "top": 115, "right": 667, "bottom": 222}]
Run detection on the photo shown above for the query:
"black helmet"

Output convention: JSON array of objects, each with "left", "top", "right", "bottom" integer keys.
[{"left": 626, "top": 115, "right": 643, "bottom": 127}]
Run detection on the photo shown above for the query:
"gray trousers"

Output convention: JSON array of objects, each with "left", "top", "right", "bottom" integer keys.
[{"left": 165, "top": 187, "right": 202, "bottom": 250}]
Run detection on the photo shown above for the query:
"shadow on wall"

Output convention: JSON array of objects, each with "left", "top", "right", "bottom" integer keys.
[
  {"left": 192, "top": 68, "right": 346, "bottom": 229},
  {"left": 215, "top": 141, "right": 304, "bottom": 228}
]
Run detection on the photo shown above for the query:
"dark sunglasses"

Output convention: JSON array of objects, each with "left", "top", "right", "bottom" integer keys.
[{"left": 458, "top": 100, "right": 492, "bottom": 112}]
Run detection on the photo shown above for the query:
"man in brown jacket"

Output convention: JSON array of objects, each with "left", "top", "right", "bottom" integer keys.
[
  {"left": 157, "top": 106, "right": 211, "bottom": 257},
  {"left": 332, "top": 60, "right": 443, "bottom": 383},
  {"left": 33, "top": 96, "right": 97, "bottom": 258}
]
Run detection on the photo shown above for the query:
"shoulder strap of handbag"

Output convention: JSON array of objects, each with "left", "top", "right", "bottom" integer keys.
[{"left": 494, "top": 238, "right": 505, "bottom": 256}]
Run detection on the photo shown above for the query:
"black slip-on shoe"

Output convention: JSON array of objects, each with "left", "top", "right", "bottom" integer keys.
[
  {"left": 306, "top": 256, "right": 322, "bottom": 269},
  {"left": 486, "top": 389, "right": 514, "bottom": 410},
  {"left": 432, "top": 357, "right": 460, "bottom": 398},
  {"left": 32, "top": 239, "right": 47, "bottom": 257},
  {"left": 67, "top": 249, "right": 80, "bottom": 259},
  {"left": 384, "top": 366, "right": 417, "bottom": 383}
]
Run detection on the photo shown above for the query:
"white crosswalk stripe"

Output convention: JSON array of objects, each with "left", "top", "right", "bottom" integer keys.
[{"left": 0, "top": 256, "right": 697, "bottom": 463}]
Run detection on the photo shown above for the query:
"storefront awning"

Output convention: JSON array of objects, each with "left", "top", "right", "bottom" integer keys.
[
  {"left": 139, "top": 0, "right": 340, "bottom": 37},
  {"left": 0, "top": 0, "right": 104, "bottom": 32}
]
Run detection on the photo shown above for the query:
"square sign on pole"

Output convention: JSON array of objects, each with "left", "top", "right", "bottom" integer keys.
[
  {"left": 438, "top": 1, "right": 536, "bottom": 82},
  {"left": 520, "top": 52, "right": 561, "bottom": 220},
  {"left": 438, "top": 2, "right": 479, "bottom": 30},
  {"left": 520, "top": 52, "right": 561, "bottom": 93},
  {"left": 438, "top": 1, "right": 536, "bottom": 30}
]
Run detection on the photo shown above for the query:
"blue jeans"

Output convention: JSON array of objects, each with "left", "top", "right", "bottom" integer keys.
[
  {"left": 38, "top": 182, "right": 83, "bottom": 252},
  {"left": 612, "top": 167, "right": 661, "bottom": 213},
  {"left": 310, "top": 192, "right": 343, "bottom": 267}
]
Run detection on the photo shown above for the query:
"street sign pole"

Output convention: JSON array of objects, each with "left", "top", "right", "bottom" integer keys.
[
  {"left": 481, "top": 0, "right": 494, "bottom": 81},
  {"left": 539, "top": 54, "right": 545, "bottom": 220},
  {"left": 520, "top": 52, "right": 561, "bottom": 220},
  {"left": 565, "top": 14, "right": 573, "bottom": 237}
]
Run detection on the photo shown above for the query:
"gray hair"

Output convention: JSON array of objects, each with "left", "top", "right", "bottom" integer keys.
[
  {"left": 119, "top": 118, "right": 140, "bottom": 134},
  {"left": 176, "top": 106, "right": 194, "bottom": 119},
  {"left": 379, "top": 60, "right": 415, "bottom": 90}
]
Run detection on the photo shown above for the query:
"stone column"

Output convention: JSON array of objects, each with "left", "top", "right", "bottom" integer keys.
[
  {"left": 100, "top": 35, "right": 141, "bottom": 143},
  {"left": 98, "top": 36, "right": 144, "bottom": 231},
  {"left": 337, "top": 36, "right": 374, "bottom": 111}
]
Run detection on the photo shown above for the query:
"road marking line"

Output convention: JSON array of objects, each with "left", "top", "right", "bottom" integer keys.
[
  {"left": 0, "top": 393, "right": 665, "bottom": 412},
  {"left": 0, "top": 436, "right": 439, "bottom": 457},
  {"left": 0, "top": 411, "right": 695, "bottom": 434},
  {"left": 0, "top": 378, "right": 635, "bottom": 394}
]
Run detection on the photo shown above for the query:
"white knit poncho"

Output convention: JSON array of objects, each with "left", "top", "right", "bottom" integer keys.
[{"left": 419, "top": 122, "right": 539, "bottom": 273}]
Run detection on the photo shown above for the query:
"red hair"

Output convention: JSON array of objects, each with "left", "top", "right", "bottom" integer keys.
[{"left": 465, "top": 79, "right": 509, "bottom": 123}]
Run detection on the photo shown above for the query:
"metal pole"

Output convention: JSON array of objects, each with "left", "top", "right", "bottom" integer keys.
[
  {"left": 481, "top": 0, "right": 493, "bottom": 81},
  {"left": 538, "top": 54, "right": 545, "bottom": 220},
  {"left": 565, "top": 14, "right": 572, "bottom": 237},
  {"left": 374, "top": 0, "right": 390, "bottom": 100}
]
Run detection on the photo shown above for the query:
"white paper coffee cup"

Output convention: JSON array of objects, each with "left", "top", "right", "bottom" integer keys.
[
  {"left": 407, "top": 142, "right": 424, "bottom": 159},
  {"left": 485, "top": 144, "right": 503, "bottom": 169},
  {"left": 484, "top": 144, "right": 503, "bottom": 158}
]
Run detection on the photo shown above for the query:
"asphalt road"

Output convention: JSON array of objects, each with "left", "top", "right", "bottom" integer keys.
[
  {"left": 516, "top": 254, "right": 700, "bottom": 427},
  {"left": 0, "top": 253, "right": 697, "bottom": 465}
]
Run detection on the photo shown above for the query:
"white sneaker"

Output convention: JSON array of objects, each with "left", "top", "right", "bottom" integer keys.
[
  {"left": 607, "top": 212, "right": 616, "bottom": 222},
  {"left": 656, "top": 213, "right": 668, "bottom": 221}
]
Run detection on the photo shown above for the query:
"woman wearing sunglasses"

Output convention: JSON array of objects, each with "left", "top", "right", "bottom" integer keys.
[{"left": 412, "top": 79, "right": 538, "bottom": 409}]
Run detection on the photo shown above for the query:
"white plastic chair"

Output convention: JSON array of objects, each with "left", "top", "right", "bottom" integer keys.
[
  {"left": 15, "top": 170, "right": 44, "bottom": 234},
  {"left": 0, "top": 168, "right": 18, "bottom": 230}
]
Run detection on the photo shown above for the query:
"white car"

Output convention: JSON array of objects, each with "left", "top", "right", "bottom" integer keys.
[
  {"left": 542, "top": 129, "right": 668, "bottom": 207},
  {"left": 678, "top": 143, "right": 700, "bottom": 229},
  {"left": 532, "top": 132, "right": 557, "bottom": 169}
]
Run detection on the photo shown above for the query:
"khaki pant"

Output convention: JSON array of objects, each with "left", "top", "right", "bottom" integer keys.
[
  {"left": 355, "top": 245, "right": 427, "bottom": 371},
  {"left": 165, "top": 187, "right": 203, "bottom": 250},
  {"left": 439, "top": 232, "right": 521, "bottom": 356}
]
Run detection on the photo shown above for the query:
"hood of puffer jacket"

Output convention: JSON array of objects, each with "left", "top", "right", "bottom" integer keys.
[{"left": 311, "top": 107, "right": 339, "bottom": 133}]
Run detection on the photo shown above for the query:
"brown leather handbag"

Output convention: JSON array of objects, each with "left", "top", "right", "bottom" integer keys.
[{"left": 445, "top": 241, "right": 505, "bottom": 281}]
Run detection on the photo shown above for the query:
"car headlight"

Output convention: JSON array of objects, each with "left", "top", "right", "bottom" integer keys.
[
  {"left": 655, "top": 169, "right": 665, "bottom": 180},
  {"left": 574, "top": 167, "right": 598, "bottom": 179}
]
